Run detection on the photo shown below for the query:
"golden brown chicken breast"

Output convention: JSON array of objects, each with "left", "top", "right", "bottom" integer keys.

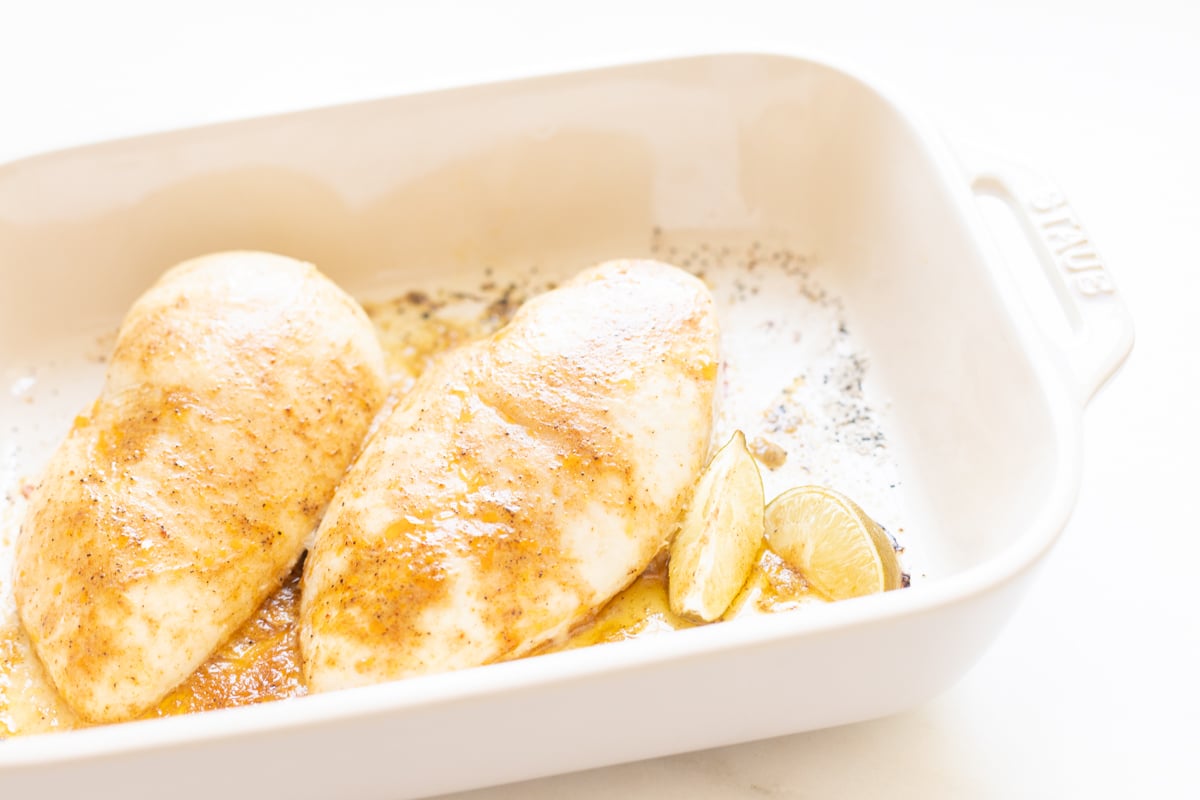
[
  {"left": 300, "top": 259, "right": 718, "bottom": 692},
  {"left": 15, "top": 251, "right": 387, "bottom": 722}
]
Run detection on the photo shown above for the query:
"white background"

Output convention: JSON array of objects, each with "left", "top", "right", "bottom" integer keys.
[{"left": 2, "top": 1, "right": 1197, "bottom": 797}]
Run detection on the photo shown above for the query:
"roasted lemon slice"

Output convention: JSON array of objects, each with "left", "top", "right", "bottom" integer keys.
[
  {"left": 764, "top": 486, "right": 901, "bottom": 601},
  {"left": 668, "top": 430, "right": 765, "bottom": 622}
]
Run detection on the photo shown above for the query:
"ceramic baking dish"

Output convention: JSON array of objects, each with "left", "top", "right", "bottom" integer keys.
[{"left": 0, "top": 53, "right": 1132, "bottom": 798}]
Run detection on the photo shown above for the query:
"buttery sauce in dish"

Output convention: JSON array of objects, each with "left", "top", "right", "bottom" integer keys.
[{"left": 0, "top": 233, "right": 906, "bottom": 735}]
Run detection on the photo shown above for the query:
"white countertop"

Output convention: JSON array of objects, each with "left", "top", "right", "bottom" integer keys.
[{"left": 2, "top": 1, "right": 1196, "bottom": 797}]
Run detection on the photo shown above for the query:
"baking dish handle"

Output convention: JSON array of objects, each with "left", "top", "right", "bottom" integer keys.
[{"left": 967, "top": 154, "right": 1134, "bottom": 406}]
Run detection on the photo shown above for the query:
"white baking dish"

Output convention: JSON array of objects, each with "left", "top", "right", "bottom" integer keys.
[{"left": 0, "top": 53, "right": 1132, "bottom": 798}]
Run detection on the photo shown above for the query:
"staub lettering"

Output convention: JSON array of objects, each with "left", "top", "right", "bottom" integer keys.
[{"left": 1027, "top": 189, "right": 1114, "bottom": 296}]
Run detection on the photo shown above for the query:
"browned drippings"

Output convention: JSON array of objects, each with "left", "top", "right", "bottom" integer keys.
[
  {"left": 143, "top": 540, "right": 822, "bottom": 721},
  {"left": 149, "top": 563, "right": 307, "bottom": 717}
]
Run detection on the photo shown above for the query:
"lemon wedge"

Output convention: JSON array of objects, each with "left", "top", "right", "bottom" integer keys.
[
  {"left": 668, "top": 430, "right": 765, "bottom": 622},
  {"left": 763, "top": 486, "right": 901, "bottom": 601}
]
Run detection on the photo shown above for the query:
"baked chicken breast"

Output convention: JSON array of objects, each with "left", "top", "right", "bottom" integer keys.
[
  {"left": 15, "top": 251, "right": 387, "bottom": 722},
  {"left": 300, "top": 259, "right": 718, "bottom": 692}
]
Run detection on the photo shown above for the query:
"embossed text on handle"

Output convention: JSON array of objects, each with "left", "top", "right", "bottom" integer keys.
[{"left": 1027, "top": 189, "right": 1115, "bottom": 297}]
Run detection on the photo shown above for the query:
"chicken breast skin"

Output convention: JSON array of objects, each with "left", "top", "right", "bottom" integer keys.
[
  {"left": 301, "top": 259, "right": 718, "bottom": 692},
  {"left": 15, "top": 251, "right": 387, "bottom": 723}
]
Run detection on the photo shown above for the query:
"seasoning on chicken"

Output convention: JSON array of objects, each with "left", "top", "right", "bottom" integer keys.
[
  {"left": 300, "top": 260, "right": 719, "bottom": 692},
  {"left": 15, "top": 251, "right": 387, "bottom": 722}
]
